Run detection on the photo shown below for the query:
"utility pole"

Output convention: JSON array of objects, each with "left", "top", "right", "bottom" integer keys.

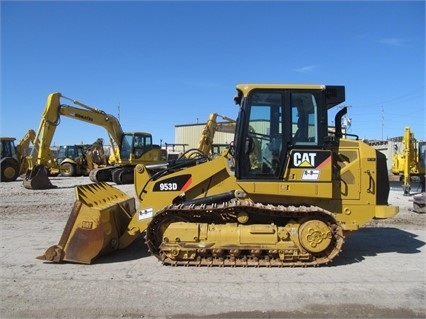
[{"left": 381, "top": 106, "right": 384, "bottom": 140}]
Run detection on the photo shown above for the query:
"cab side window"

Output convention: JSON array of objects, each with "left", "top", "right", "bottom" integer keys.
[
  {"left": 245, "top": 92, "right": 283, "bottom": 178},
  {"left": 291, "top": 93, "right": 318, "bottom": 145}
]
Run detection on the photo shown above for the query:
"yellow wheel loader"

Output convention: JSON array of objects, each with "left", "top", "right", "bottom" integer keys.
[
  {"left": 24, "top": 93, "right": 167, "bottom": 189},
  {"left": 38, "top": 84, "right": 399, "bottom": 266}
]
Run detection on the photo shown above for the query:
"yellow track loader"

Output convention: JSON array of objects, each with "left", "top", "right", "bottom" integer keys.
[{"left": 38, "top": 84, "right": 399, "bottom": 266}]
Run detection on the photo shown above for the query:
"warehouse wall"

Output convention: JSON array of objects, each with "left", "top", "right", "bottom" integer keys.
[{"left": 175, "top": 122, "right": 234, "bottom": 150}]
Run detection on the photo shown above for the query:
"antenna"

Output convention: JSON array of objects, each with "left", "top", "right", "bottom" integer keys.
[{"left": 118, "top": 103, "right": 121, "bottom": 121}]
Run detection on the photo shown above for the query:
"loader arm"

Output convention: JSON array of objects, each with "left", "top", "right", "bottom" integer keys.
[{"left": 15, "top": 129, "right": 37, "bottom": 175}]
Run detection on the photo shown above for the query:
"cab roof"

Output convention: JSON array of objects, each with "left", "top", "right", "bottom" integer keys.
[
  {"left": 236, "top": 84, "right": 327, "bottom": 95},
  {"left": 235, "top": 84, "right": 345, "bottom": 109}
]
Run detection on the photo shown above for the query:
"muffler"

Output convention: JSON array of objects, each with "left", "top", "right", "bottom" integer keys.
[{"left": 37, "top": 182, "right": 136, "bottom": 264}]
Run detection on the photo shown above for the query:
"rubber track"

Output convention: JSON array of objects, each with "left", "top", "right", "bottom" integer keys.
[
  {"left": 89, "top": 167, "right": 111, "bottom": 182},
  {"left": 145, "top": 201, "right": 345, "bottom": 267}
]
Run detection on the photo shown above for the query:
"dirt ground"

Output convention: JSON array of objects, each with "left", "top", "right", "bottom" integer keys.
[{"left": 0, "top": 176, "right": 425, "bottom": 319}]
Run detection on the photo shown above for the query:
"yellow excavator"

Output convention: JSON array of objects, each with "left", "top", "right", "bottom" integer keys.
[
  {"left": 24, "top": 93, "right": 167, "bottom": 189},
  {"left": 391, "top": 127, "right": 425, "bottom": 196},
  {"left": 38, "top": 84, "right": 399, "bottom": 267}
]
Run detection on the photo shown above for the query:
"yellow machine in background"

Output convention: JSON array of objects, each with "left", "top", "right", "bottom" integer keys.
[
  {"left": 24, "top": 93, "right": 167, "bottom": 189},
  {"left": 163, "top": 114, "right": 235, "bottom": 161},
  {"left": 55, "top": 138, "right": 106, "bottom": 177},
  {"left": 38, "top": 84, "right": 399, "bottom": 267},
  {"left": 391, "top": 127, "right": 425, "bottom": 195},
  {"left": 1, "top": 130, "right": 36, "bottom": 182},
  {"left": 172, "top": 113, "right": 236, "bottom": 160},
  {"left": 1, "top": 134, "right": 31, "bottom": 182},
  {"left": 0, "top": 129, "right": 58, "bottom": 182}
]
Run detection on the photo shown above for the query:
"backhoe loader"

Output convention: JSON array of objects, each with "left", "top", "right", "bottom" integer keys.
[
  {"left": 1, "top": 137, "right": 23, "bottom": 182},
  {"left": 38, "top": 84, "right": 399, "bottom": 267},
  {"left": 24, "top": 93, "right": 167, "bottom": 189},
  {"left": 0, "top": 129, "right": 50, "bottom": 182},
  {"left": 56, "top": 138, "right": 106, "bottom": 177}
]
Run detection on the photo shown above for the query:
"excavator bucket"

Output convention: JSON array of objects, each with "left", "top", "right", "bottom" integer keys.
[
  {"left": 23, "top": 164, "right": 57, "bottom": 189},
  {"left": 37, "top": 182, "right": 136, "bottom": 264}
]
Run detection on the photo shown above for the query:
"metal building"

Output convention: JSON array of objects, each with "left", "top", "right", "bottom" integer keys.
[{"left": 174, "top": 120, "right": 235, "bottom": 156}]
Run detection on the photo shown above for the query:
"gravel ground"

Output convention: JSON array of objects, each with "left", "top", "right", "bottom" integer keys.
[{"left": 0, "top": 176, "right": 425, "bottom": 319}]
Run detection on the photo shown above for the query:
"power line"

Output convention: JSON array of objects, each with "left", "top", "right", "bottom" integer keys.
[{"left": 357, "top": 88, "right": 424, "bottom": 108}]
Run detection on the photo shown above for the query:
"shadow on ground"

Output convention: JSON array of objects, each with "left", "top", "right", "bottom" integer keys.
[
  {"left": 95, "top": 227, "right": 424, "bottom": 267},
  {"left": 96, "top": 236, "right": 150, "bottom": 264},
  {"left": 175, "top": 304, "right": 424, "bottom": 319},
  {"left": 333, "top": 227, "right": 425, "bottom": 265}
]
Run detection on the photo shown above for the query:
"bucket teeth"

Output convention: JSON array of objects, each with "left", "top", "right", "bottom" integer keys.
[{"left": 75, "top": 182, "right": 131, "bottom": 207}]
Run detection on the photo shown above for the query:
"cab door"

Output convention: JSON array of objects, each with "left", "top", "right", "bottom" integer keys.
[{"left": 235, "top": 88, "right": 333, "bottom": 198}]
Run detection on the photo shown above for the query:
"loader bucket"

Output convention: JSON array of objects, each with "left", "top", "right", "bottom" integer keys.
[
  {"left": 37, "top": 182, "right": 136, "bottom": 264},
  {"left": 23, "top": 164, "right": 57, "bottom": 189}
]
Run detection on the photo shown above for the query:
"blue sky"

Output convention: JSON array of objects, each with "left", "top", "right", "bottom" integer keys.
[{"left": 1, "top": 1, "right": 425, "bottom": 147}]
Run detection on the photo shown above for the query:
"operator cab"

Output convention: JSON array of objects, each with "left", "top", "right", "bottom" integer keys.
[
  {"left": 0, "top": 138, "right": 18, "bottom": 160},
  {"left": 233, "top": 84, "right": 345, "bottom": 180},
  {"left": 120, "top": 132, "right": 162, "bottom": 160}
]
